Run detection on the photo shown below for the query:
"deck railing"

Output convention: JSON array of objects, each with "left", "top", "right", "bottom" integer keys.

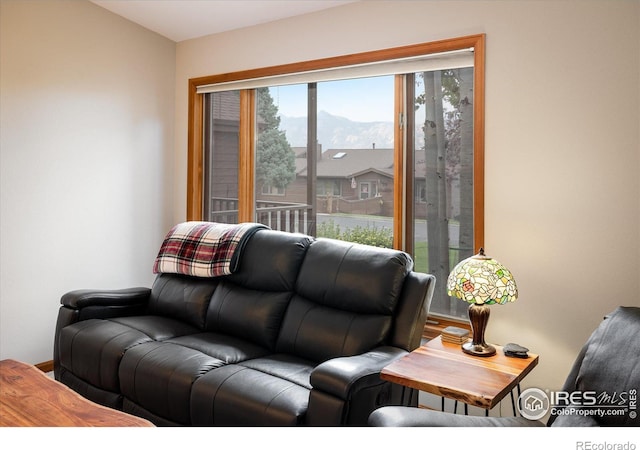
[{"left": 208, "top": 197, "right": 313, "bottom": 234}]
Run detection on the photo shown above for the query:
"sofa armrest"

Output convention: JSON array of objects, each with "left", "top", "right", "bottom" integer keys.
[
  {"left": 310, "top": 346, "right": 407, "bottom": 400},
  {"left": 59, "top": 288, "right": 151, "bottom": 323},
  {"left": 307, "top": 346, "right": 412, "bottom": 425},
  {"left": 54, "top": 288, "right": 151, "bottom": 377},
  {"left": 368, "top": 406, "right": 544, "bottom": 427},
  {"left": 61, "top": 288, "right": 151, "bottom": 309}
]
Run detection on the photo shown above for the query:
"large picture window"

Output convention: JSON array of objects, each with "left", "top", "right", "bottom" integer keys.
[{"left": 189, "top": 35, "right": 485, "bottom": 320}]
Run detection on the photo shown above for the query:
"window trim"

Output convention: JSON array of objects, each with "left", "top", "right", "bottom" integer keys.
[
  {"left": 187, "top": 34, "right": 485, "bottom": 252},
  {"left": 238, "top": 89, "right": 255, "bottom": 223}
]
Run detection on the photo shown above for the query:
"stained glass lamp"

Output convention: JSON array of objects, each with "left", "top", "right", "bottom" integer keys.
[{"left": 446, "top": 248, "right": 518, "bottom": 357}]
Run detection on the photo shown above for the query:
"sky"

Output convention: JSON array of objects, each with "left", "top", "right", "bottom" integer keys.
[{"left": 270, "top": 75, "right": 395, "bottom": 123}]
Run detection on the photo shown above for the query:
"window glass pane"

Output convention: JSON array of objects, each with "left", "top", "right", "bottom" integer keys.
[
  {"left": 412, "top": 67, "right": 475, "bottom": 319},
  {"left": 203, "top": 91, "right": 240, "bottom": 224},
  {"left": 314, "top": 76, "right": 395, "bottom": 248},
  {"left": 255, "top": 77, "right": 395, "bottom": 247},
  {"left": 255, "top": 85, "right": 310, "bottom": 233}
]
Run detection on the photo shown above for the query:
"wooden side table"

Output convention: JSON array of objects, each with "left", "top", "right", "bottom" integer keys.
[
  {"left": 381, "top": 336, "right": 538, "bottom": 414},
  {"left": 0, "top": 359, "right": 154, "bottom": 426}
]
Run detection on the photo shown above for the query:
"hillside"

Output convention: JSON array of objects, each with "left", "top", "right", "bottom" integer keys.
[{"left": 279, "top": 111, "right": 394, "bottom": 149}]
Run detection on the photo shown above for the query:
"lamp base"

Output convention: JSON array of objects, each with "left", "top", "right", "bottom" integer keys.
[
  {"left": 464, "top": 303, "right": 497, "bottom": 357},
  {"left": 462, "top": 341, "right": 496, "bottom": 357}
]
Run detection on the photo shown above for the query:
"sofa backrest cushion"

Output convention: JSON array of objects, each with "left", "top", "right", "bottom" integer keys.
[
  {"left": 276, "top": 296, "right": 392, "bottom": 362},
  {"left": 205, "top": 281, "right": 292, "bottom": 350},
  {"left": 147, "top": 274, "right": 219, "bottom": 329},
  {"left": 227, "top": 229, "right": 312, "bottom": 292},
  {"left": 277, "top": 238, "right": 413, "bottom": 362},
  {"left": 295, "top": 238, "right": 412, "bottom": 314}
]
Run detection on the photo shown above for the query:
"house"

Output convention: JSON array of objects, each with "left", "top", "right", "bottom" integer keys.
[
  {"left": 272, "top": 147, "right": 395, "bottom": 216},
  {"left": 1, "top": 0, "right": 638, "bottom": 431}
]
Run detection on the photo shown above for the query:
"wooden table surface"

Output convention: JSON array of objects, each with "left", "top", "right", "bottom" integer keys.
[
  {"left": 0, "top": 359, "right": 154, "bottom": 427},
  {"left": 381, "top": 337, "right": 538, "bottom": 409}
]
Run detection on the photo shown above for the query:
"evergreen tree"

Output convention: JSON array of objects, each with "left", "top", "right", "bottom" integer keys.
[{"left": 256, "top": 88, "right": 296, "bottom": 189}]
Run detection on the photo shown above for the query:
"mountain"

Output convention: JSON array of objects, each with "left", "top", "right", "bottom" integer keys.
[{"left": 279, "top": 111, "right": 394, "bottom": 149}]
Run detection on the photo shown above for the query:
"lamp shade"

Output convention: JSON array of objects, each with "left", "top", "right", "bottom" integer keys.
[{"left": 446, "top": 248, "right": 518, "bottom": 305}]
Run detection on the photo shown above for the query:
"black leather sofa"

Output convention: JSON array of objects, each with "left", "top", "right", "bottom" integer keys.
[
  {"left": 53, "top": 223, "right": 435, "bottom": 426},
  {"left": 369, "top": 306, "right": 640, "bottom": 427}
]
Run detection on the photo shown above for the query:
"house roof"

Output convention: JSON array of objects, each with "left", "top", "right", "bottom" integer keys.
[{"left": 294, "top": 148, "right": 394, "bottom": 179}]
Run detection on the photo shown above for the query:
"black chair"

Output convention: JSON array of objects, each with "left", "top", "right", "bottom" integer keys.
[{"left": 369, "top": 306, "right": 640, "bottom": 427}]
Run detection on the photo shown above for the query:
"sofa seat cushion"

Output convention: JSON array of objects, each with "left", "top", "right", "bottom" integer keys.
[
  {"left": 239, "top": 354, "right": 314, "bottom": 389},
  {"left": 110, "top": 316, "right": 200, "bottom": 341},
  {"left": 119, "top": 341, "right": 224, "bottom": 425},
  {"left": 58, "top": 319, "right": 153, "bottom": 392},
  {"left": 165, "top": 332, "right": 271, "bottom": 363},
  {"left": 191, "top": 363, "right": 311, "bottom": 426}
]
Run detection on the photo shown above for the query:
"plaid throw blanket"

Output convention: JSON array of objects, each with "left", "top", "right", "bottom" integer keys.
[{"left": 153, "top": 221, "right": 268, "bottom": 277}]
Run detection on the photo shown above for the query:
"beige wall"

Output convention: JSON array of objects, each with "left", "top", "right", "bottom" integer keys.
[
  {"left": 175, "top": 0, "right": 640, "bottom": 398},
  {"left": 0, "top": 1, "right": 176, "bottom": 363}
]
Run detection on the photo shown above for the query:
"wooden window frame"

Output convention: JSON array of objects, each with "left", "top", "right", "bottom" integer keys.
[{"left": 187, "top": 34, "right": 485, "bottom": 253}]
